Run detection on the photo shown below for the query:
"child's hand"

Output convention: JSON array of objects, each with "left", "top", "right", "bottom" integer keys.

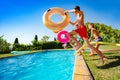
[
  {"left": 64, "top": 11, "right": 68, "bottom": 15},
  {"left": 69, "top": 21, "right": 73, "bottom": 25},
  {"left": 64, "top": 11, "right": 68, "bottom": 13}
]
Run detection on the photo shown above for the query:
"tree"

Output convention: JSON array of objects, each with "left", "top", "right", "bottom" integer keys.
[
  {"left": 32, "top": 35, "right": 39, "bottom": 45},
  {"left": 31, "top": 35, "right": 42, "bottom": 50},
  {"left": 54, "top": 37, "right": 57, "bottom": 41},
  {"left": 0, "top": 36, "right": 10, "bottom": 53},
  {"left": 13, "top": 37, "right": 20, "bottom": 51},
  {"left": 14, "top": 38, "right": 19, "bottom": 44},
  {"left": 41, "top": 35, "right": 50, "bottom": 42},
  {"left": 34, "top": 35, "right": 38, "bottom": 42}
]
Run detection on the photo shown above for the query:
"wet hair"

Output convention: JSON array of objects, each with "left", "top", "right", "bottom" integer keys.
[
  {"left": 89, "top": 23, "right": 94, "bottom": 28},
  {"left": 74, "top": 6, "right": 80, "bottom": 11}
]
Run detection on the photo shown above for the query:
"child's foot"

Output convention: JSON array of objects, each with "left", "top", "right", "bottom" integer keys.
[
  {"left": 74, "top": 44, "right": 81, "bottom": 50},
  {"left": 62, "top": 43, "right": 67, "bottom": 49},
  {"left": 81, "top": 49, "right": 84, "bottom": 53},
  {"left": 101, "top": 56, "right": 107, "bottom": 64},
  {"left": 89, "top": 54, "right": 94, "bottom": 56},
  {"left": 78, "top": 52, "right": 82, "bottom": 56},
  {"left": 102, "top": 56, "right": 107, "bottom": 60}
]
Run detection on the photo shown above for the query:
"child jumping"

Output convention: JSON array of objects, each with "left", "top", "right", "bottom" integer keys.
[
  {"left": 88, "top": 23, "right": 105, "bottom": 56},
  {"left": 66, "top": 6, "right": 106, "bottom": 63}
]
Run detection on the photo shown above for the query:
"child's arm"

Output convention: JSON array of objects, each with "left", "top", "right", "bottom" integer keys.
[
  {"left": 89, "top": 29, "right": 94, "bottom": 41},
  {"left": 69, "top": 21, "right": 77, "bottom": 25},
  {"left": 65, "top": 10, "right": 79, "bottom": 26},
  {"left": 65, "top": 9, "right": 75, "bottom": 13}
]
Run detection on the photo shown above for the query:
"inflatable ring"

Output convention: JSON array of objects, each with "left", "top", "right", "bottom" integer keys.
[
  {"left": 57, "top": 30, "right": 70, "bottom": 43},
  {"left": 43, "top": 7, "right": 70, "bottom": 33}
]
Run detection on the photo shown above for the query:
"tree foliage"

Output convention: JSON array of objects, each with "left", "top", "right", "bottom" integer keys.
[
  {"left": 13, "top": 37, "right": 20, "bottom": 51},
  {"left": 14, "top": 38, "right": 19, "bottom": 44},
  {"left": 54, "top": 37, "right": 57, "bottom": 41},
  {"left": 34, "top": 35, "right": 38, "bottom": 42},
  {"left": 0, "top": 36, "right": 10, "bottom": 53},
  {"left": 85, "top": 22, "right": 120, "bottom": 43},
  {"left": 41, "top": 35, "right": 50, "bottom": 42},
  {"left": 12, "top": 44, "right": 33, "bottom": 51},
  {"left": 42, "top": 41, "right": 63, "bottom": 49},
  {"left": 31, "top": 35, "right": 41, "bottom": 50}
]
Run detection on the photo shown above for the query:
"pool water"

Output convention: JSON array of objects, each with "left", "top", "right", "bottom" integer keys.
[{"left": 0, "top": 50, "right": 75, "bottom": 80}]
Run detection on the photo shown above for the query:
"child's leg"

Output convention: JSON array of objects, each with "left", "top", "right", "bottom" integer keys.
[
  {"left": 95, "top": 44, "right": 100, "bottom": 50},
  {"left": 69, "top": 35, "right": 82, "bottom": 50},
  {"left": 95, "top": 43, "right": 106, "bottom": 59},
  {"left": 69, "top": 31, "right": 80, "bottom": 48},
  {"left": 83, "top": 38, "right": 106, "bottom": 62},
  {"left": 69, "top": 31, "right": 83, "bottom": 54},
  {"left": 89, "top": 48, "right": 94, "bottom": 56},
  {"left": 89, "top": 44, "right": 100, "bottom": 56}
]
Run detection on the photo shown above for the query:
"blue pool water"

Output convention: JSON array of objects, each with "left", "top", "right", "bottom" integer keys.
[{"left": 0, "top": 50, "right": 75, "bottom": 80}]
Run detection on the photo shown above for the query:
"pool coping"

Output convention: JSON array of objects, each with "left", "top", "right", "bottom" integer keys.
[
  {"left": 0, "top": 49, "right": 73, "bottom": 59},
  {"left": 72, "top": 54, "right": 94, "bottom": 80},
  {"left": 0, "top": 50, "right": 43, "bottom": 59}
]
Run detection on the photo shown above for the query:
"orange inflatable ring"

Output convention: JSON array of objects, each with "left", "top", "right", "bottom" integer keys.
[{"left": 43, "top": 7, "right": 70, "bottom": 33}]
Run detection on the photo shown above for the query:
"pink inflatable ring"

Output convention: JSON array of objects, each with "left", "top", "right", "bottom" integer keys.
[{"left": 57, "top": 30, "right": 70, "bottom": 43}]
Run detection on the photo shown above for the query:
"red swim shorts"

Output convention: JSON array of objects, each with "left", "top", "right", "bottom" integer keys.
[{"left": 74, "top": 25, "right": 88, "bottom": 39}]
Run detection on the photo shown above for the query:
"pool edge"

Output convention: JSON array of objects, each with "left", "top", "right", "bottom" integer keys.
[
  {"left": 0, "top": 49, "right": 74, "bottom": 59},
  {"left": 72, "top": 55, "right": 94, "bottom": 80}
]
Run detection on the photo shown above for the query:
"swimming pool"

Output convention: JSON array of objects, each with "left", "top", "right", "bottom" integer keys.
[{"left": 0, "top": 50, "right": 75, "bottom": 80}]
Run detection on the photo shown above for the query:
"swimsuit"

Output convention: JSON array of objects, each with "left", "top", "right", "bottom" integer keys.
[
  {"left": 94, "top": 37, "right": 103, "bottom": 42},
  {"left": 74, "top": 25, "right": 88, "bottom": 39}
]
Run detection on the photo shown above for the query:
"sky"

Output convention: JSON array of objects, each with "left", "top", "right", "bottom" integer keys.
[{"left": 0, "top": 0, "right": 120, "bottom": 44}]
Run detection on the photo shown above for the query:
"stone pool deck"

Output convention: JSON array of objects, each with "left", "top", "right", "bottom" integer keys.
[{"left": 72, "top": 55, "right": 94, "bottom": 80}]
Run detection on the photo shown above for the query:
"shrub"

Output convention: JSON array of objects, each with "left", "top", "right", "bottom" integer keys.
[{"left": 42, "top": 41, "right": 63, "bottom": 49}]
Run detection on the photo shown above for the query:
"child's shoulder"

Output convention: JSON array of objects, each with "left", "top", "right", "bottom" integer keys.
[
  {"left": 92, "top": 28, "right": 97, "bottom": 30},
  {"left": 91, "top": 28, "right": 96, "bottom": 30},
  {"left": 91, "top": 28, "right": 97, "bottom": 33}
]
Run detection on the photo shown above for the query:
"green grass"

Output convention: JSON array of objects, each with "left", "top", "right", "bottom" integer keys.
[{"left": 84, "top": 45, "right": 120, "bottom": 80}]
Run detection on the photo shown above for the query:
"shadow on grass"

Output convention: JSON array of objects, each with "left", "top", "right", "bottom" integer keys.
[
  {"left": 85, "top": 52, "right": 119, "bottom": 61},
  {"left": 97, "top": 56, "right": 120, "bottom": 69}
]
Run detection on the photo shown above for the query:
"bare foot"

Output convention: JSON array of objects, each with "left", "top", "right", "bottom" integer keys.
[
  {"left": 78, "top": 52, "right": 82, "bottom": 56},
  {"left": 101, "top": 56, "right": 107, "bottom": 64},
  {"left": 62, "top": 43, "right": 67, "bottom": 49},
  {"left": 102, "top": 56, "right": 107, "bottom": 61},
  {"left": 89, "top": 54, "right": 94, "bottom": 56}
]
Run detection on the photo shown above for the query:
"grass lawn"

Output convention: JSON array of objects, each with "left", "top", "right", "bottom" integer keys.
[{"left": 83, "top": 45, "right": 120, "bottom": 80}]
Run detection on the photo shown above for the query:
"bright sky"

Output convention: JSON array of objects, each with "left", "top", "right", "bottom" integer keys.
[{"left": 0, "top": 0, "right": 120, "bottom": 44}]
